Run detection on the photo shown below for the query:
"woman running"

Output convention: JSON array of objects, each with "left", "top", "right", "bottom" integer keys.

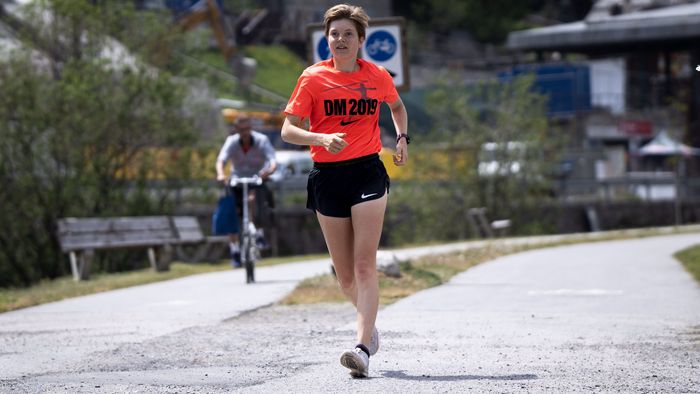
[{"left": 280, "top": 3, "right": 409, "bottom": 378}]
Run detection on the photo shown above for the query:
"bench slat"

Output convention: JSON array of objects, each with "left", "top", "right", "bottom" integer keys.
[
  {"left": 171, "top": 217, "right": 205, "bottom": 243},
  {"left": 58, "top": 217, "right": 172, "bottom": 234},
  {"left": 175, "top": 229, "right": 205, "bottom": 243},
  {"left": 60, "top": 233, "right": 179, "bottom": 252},
  {"left": 60, "top": 227, "right": 175, "bottom": 240}
]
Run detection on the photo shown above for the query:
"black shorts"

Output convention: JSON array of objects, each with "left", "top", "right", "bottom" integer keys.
[{"left": 307, "top": 153, "right": 390, "bottom": 218}]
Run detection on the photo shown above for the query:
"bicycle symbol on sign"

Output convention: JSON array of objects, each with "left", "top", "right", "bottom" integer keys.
[
  {"left": 364, "top": 30, "right": 397, "bottom": 62},
  {"left": 366, "top": 38, "right": 395, "bottom": 57}
]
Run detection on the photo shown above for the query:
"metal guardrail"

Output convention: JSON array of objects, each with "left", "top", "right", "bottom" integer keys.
[
  {"left": 556, "top": 176, "right": 700, "bottom": 202},
  {"left": 135, "top": 175, "right": 700, "bottom": 205}
]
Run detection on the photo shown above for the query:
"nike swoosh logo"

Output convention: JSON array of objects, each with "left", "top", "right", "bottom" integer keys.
[
  {"left": 340, "top": 119, "right": 359, "bottom": 126},
  {"left": 361, "top": 193, "right": 377, "bottom": 199}
]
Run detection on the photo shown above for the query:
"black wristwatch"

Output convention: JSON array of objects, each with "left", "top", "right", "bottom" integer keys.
[{"left": 397, "top": 133, "right": 411, "bottom": 144}]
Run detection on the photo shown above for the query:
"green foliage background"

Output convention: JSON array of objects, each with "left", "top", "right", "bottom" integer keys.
[
  {"left": 385, "top": 73, "right": 564, "bottom": 245},
  {"left": 0, "top": 0, "right": 573, "bottom": 287},
  {"left": 0, "top": 0, "right": 198, "bottom": 287}
]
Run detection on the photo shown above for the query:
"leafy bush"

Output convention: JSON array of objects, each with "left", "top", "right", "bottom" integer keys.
[{"left": 385, "top": 73, "right": 564, "bottom": 245}]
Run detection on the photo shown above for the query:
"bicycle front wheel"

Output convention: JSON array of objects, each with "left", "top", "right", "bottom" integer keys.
[{"left": 242, "top": 237, "right": 256, "bottom": 284}]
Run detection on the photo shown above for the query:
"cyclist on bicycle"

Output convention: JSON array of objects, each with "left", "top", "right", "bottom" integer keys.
[{"left": 216, "top": 113, "right": 277, "bottom": 267}]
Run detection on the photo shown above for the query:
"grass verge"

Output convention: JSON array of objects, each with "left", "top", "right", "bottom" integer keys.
[
  {"left": 280, "top": 245, "right": 522, "bottom": 305},
  {"left": 674, "top": 245, "right": 700, "bottom": 283},
  {"left": 281, "top": 227, "right": 700, "bottom": 306},
  {"left": 3, "top": 228, "right": 697, "bottom": 313},
  {"left": 0, "top": 253, "right": 329, "bottom": 313}
]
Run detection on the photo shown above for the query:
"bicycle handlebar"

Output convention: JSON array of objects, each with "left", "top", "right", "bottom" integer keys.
[{"left": 229, "top": 175, "right": 263, "bottom": 187}]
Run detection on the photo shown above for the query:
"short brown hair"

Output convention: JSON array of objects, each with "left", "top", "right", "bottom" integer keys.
[
  {"left": 235, "top": 114, "right": 251, "bottom": 124},
  {"left": 323, "top": 4, "right": 370, "bottom": 41}
]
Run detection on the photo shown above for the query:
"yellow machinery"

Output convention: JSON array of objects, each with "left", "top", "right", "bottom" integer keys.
[
  {"left": 221, "top": 107, "right": 284, "bottom": 128},
  {"left": 176, "top": 0, "right": 236, "bottom": 62}
]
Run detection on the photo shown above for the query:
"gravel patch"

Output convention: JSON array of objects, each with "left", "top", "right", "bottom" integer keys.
[{"left": 2, "top": 301, "right": 699, "bottom": 393}]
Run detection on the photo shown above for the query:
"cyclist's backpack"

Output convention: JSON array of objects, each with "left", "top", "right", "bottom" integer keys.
[{"left": 212, "top": 187, "right": 240, "bottom": 235}]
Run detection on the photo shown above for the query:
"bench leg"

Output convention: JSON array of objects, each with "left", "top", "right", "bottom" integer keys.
[
  {"left": 69, "top": 252, "right": 79, "bottom": 281},
  {"left": 476, "top": 215, "right": 494, "bottom": 238},
  {"left": 70, "top": 250, "right": 92, "bottom": 281},
  {"left": 147, "top": 247, "right": 157, "bottom": 271},
  {"left": 466, "top": 214, "right": 482, "bottom": 239},
  {"left": 148, "top": 245, "right": 173, "bottom": 272}
]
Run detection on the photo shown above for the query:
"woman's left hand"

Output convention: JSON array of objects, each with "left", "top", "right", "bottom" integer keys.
[{"left": 393, "top": 140, "right": 408, "bottom": 166}]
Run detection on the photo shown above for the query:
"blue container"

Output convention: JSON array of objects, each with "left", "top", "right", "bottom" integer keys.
[
  {"left": 499, "top": 64, "right": 591, "bottom": 117},
  {"left": 165, "top": 0, "right": 224, "bottom": 13}
]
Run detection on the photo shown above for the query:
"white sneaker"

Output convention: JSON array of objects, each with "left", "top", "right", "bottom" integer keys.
[
  {"left": 369, "top": 327, "right": 379, "bottom": 356},
  {"left": 340, "top": 347, "right": 369, "bottom": 378}
]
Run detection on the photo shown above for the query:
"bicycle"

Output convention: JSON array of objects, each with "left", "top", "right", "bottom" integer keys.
[{"left": 230, "top": 175, "right": 263, "bottom": 284}]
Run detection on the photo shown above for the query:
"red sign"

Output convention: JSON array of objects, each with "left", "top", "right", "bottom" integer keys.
[{"left": 618, "top": 119, "right": 653, "bottom": 137}]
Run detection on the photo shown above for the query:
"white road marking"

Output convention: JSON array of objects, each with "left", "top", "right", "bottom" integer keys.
[{"left": 527, "top": 288, "right": 624, "bottom": 296}]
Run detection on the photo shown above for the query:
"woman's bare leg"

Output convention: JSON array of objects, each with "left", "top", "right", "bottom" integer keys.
[
  {"left": 350, "top": 194, "right": 387, "bottom": 345},
  {"left": 316, "top": 193, "right": 387, "bottom": 346},
  {"left": 316, "top": 213, "right": 357, "bottom": 304}
]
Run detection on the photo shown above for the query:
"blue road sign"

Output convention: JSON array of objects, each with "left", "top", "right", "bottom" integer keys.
[
  {"left": 365, "top": 30, "right": 396, "bottom": 62},
  {"left": 316, "top": 37, "right": 331, "bottom": 61}
]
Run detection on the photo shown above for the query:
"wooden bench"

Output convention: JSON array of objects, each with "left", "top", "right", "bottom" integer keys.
[
  {"left": 467, "top": 207, "right": 511, "bottom": 238},
  {"left": 57, "top": 216, "right": 207, "bottom": 281}
]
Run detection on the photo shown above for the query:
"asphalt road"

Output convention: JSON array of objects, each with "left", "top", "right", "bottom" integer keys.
[{"left": 1, "top": 230, "right": 699, "bottom": 392}]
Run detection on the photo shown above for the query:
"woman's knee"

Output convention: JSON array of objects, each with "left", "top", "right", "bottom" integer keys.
[
  {"left": 354, "top": 258, "right": 377, "bottom": 282},
  {"left": 333, "top": 262, "right": 356, "bottom": 290},
  {"left": 336, "top": 272, "right": 355, "bottom": 291}
]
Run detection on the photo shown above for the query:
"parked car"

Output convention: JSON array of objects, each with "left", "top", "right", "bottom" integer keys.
[{"left": 268, "top": 150, "right": 313, "bottom": 184}]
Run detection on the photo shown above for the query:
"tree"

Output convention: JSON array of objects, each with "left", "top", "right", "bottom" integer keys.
[
  {"left": 0, "top": 0, "right": 197, "bottom": 287},
  {"left": 394, "top": 0, "right": 594, "bottom": 44},
  {"left": 397, "top": 0, "right": 534, "bottom": 44},
  {"left": 386, "top": 73, "right": 563, "bottom": 245}
]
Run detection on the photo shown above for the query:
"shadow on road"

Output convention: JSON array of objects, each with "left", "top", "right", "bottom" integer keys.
[
  {"left": 249, "top": 279, "right": 300, "bottom": 285},
  {"left": 380, "top": 370, "right": 538, "bottom": 382}
]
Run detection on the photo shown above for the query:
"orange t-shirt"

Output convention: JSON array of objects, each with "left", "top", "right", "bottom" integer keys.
[{"left": 284, "top": 58, "right": 399, "bottom": 163}]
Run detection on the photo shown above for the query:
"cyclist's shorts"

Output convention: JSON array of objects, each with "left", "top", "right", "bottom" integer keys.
[
  {"left": 306, "top": 153, "right": 390, "bottom": 218},
  {"left": 231, "top": 182, "right": 274, "bottom": 212}
]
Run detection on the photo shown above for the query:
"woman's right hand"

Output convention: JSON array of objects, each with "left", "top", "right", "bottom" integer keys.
[{"left": 321, "top": 133, "right": 348, "bottom": 154}]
